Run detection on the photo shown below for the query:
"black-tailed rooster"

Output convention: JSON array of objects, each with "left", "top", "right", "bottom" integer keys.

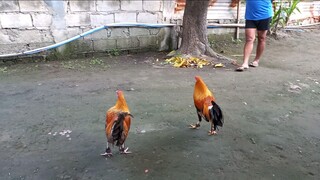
[
  {"left": 190, "top": 76, "right": 224, "bottom": 135},
  {"left": 101, "top": 90, "right": 133, "bottom": 157}
]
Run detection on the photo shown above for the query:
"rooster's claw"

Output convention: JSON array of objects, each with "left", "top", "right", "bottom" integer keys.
[
  {"left": 208, "top": 130, "right": 217, "bottom": 136},
  {"left": 189, "top": 123, "right": 200, "bottom": 129},
  {"left": 120, "top": 147, "right": 132, "bottom": 154},
  {"left": 100, "top": 152, "right": 113, "bottom": 157}
]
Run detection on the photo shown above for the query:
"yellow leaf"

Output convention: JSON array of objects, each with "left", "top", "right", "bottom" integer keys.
[
  {"left": 174, "top": 59, "right": 186, "bottom": 67},
  {"left": 165, "top": 56, "right": 211, "bottom": 68},
  {"left": 215, "top": 63, "right": 224, "bottom": 68}
]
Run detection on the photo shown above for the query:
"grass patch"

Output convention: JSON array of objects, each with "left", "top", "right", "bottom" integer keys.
[
  {"left": 89, "top": 58, "right": 104, "bottom": 65},
  {"left": 0, "top": 67, "right": 8, "bottom": 73}
]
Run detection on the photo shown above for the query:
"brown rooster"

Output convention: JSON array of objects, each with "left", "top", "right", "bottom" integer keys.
[
  {"left": 101, "top": 90, "right": 133, "bottom": 157},
  {"left": 190, "top": 76, "right": 224, "bottom": 135}
]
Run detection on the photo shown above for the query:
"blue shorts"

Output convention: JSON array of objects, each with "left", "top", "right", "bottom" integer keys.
[{"left": 245, "top": 17, "right": 271, "bottom": 31}]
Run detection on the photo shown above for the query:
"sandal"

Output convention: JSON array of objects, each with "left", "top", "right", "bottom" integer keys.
[
  {"left": 249, "top": 61, "right": 259, "bottom": 67},
  {"left": 235, "top": 66, "right": 249, "bottom": 72}
]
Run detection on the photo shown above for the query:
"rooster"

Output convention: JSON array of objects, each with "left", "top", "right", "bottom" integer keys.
[
  {"left": 190, "top": 76, "right": 224, "bottom": 135},
  {"left": 101, "top": 90, "right": 133, "bottom": 157}
]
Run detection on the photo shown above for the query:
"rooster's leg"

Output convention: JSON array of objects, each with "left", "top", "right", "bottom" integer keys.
[
  {"left": 190, "top": 111, "right": 202, "bottom": 129},
  {"left": 120, "top": 144, "right": 132, "bottom": 154},
  {"left": 208, "top": 122, "right": 217, "bottom": 135},
  {"left": 101, "top": 143, "right": 113, "bottom": 157}
]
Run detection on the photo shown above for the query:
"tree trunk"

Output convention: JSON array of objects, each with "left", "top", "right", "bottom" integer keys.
[{"left": 179, "top": 0, "right": 217, "bottom": 57}]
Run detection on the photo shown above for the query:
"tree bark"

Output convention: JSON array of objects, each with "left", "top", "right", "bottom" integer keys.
[
  {"left": 178, "top": 0, "right": 236, "bottom": 63},
  {"left": 179, "top": 0, "right": 217, "bottom": 57}
]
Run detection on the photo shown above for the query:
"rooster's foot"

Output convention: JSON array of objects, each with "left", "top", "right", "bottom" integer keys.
[
  {"left": 101, "top": 147, "right": 113, "bottom": 157},
  {"left": 189, "top": 123, "right": 200, "bottom": 129},
  {"left": 100, "top": 152, "right": 113, "bottom": 157},
  {"left": 208, "top": 130, "right": 217, "bottom": 136},
  {"left": 120, "top": 147, "right": 132, "bottom": 154}
]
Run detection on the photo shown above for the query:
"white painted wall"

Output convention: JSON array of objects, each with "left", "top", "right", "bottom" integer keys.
[{"left": 0, "top": 0, "right": 175, "bottom": 55}]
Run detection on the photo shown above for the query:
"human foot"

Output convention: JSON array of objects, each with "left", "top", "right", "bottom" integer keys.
[
  {"left": 235, "top": 66, "right": 249, "bottom": 72},
  {"left": 249, "top": 61, "right": 259, "bottom": 67}
]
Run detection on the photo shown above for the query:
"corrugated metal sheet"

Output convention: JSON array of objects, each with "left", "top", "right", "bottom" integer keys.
[
  {"left": 173, "top": 0, "right": 320, "bottom": 24},
  {"left": 174, "top": 0, "right": 243, "bottom": 22}
]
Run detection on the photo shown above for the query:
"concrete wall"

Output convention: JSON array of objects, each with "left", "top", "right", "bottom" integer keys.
[
  {"left": 0, "top": 0, "right": 176, "bottom": 58},
  {"left": 2, "top": 0, "right": 318, "bottom": 59}
]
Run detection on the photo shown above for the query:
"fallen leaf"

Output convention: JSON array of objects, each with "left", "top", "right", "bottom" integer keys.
[{"left": 214, "top": 63, "right": 225, "bottom": 68}]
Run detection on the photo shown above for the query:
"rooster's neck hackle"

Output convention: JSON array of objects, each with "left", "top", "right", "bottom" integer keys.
[
  {"left": 115, "top": 94, "right": 129, "bottom": 112},
  {"left": 196, "top": 79, "right": 207, "bottom": 90},
  {"left": 195, "top": 80, "right": 212, "bottom": 95}
]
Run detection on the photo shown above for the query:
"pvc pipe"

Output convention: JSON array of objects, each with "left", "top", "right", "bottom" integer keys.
[
  {"left": 0, "top": 22, "right": 243, "bottom": 59},
  {"left": 0, "top": 23, "right": 175, "bottom": 58},
  {"left": 2, "top": 21, "right": 317, "bottom": 59},
  {"left": 106, "top": 22, "right": 175, "bottom": 28},
  {"left": 208, "top": 23, "right": 245, "bottom": 28},
  {"left": 24, "top": 35, "right": 81, "bottom": 55}
]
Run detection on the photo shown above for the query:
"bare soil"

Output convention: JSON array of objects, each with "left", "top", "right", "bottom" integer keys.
[{"left": 0, "top": 27, "right": 320, "bottom": 180}]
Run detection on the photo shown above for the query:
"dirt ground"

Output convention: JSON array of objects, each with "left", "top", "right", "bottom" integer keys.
[{"left": 0, "top": 27, "right": 320, "bottom": 180}]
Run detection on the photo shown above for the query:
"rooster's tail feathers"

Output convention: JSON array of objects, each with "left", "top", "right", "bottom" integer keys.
[
  {"left": 111, "top": 112, "right": 133, "bottom": 146},
  {"left": 210, "top": 101, "right": 224, "bottom": 128}
]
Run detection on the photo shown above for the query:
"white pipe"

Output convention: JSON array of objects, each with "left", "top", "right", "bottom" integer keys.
[
  {"left": 0, "top": 22, "right": 247, "bottom": 59},
  {"left": 0, "top": 23, "right": 175, "bottom": 59}
]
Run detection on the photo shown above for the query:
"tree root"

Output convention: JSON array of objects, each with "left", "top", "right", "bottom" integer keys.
[{"left": 204, "top": 45, "right": 237, "bottom": 64}]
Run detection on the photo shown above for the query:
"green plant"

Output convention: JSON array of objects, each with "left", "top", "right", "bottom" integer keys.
[
  {"left": 89, "top": 58, "right": 104, "bottom": 65},
  {"left": 107, "top": 48, "right": 120, "bottom": 56},
  {"left": 61, "top": 60, "right": 85, "bottom": 69},
  {"left": 61, "top": 61, "right": 76, "bottom": 69},
  {"left": 270, "top": 0, "right": 301, "bottom": 35},
  {"left": 232, "top": 37, "right": 242, "bottom": 44},
  {"left": 0, "top": 67, "right": 8, "bottom": 73}
]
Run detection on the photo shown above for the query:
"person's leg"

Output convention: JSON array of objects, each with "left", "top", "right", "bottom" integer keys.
[
  {"left": 241, "top": 28, "right": 256, "bottom": 68},
  {"left": 252, "top": 30, "right": 268, "bottom": 65},
  {"left": 250, "top": 17, "right": 271, "bottom": 67}
]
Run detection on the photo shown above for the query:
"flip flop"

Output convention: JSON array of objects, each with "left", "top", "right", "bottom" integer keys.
[
  {"left": 249, "top": 61, "right": 259, "bottom": 67},
  {"left": 235, "top": 66, "right": 249, "bottom": 72}
]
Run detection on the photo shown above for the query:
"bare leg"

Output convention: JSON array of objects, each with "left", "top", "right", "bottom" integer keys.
[
  {"left": 241, "top": 28, "right": 256, "bottom": 68},
  {"left": 120, "top": 143, "right": 132, "bottom": 154},
  {"left": 252, "top": 30, "right": 268, "bottom": 64},
  {"left": 101, "top": 142, "right": 113, "bottom": 156},
  {"left": 208, "top": 122, "right": 217, "bottom": 135},
  {"left": 190, "top": 111, "right": 202, "bottom": 129}
]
